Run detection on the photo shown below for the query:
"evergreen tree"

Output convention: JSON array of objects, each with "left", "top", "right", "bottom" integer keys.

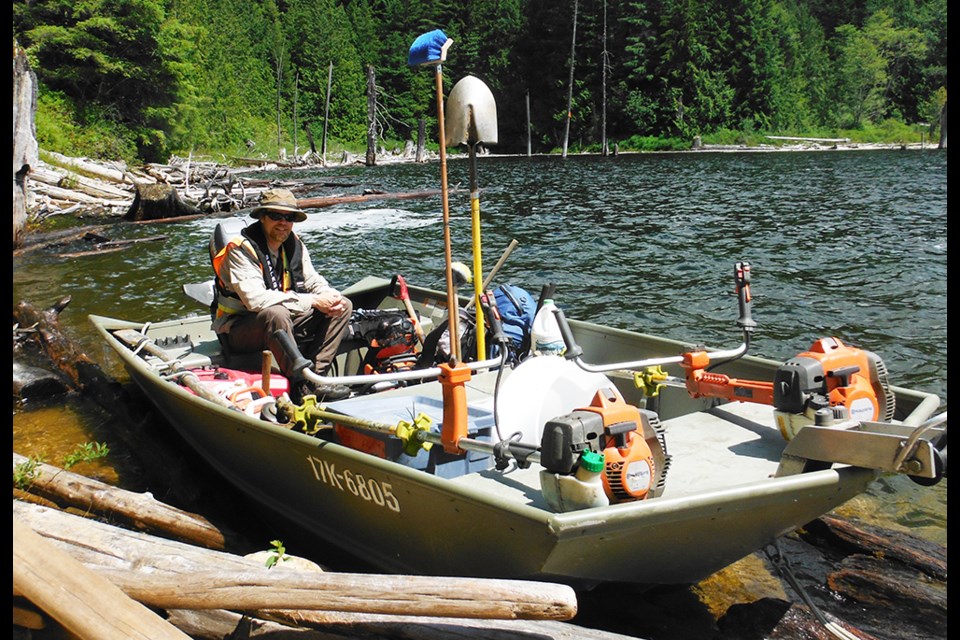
[
  {"left": 286, "top": 0, "right": 367, "bottom": 145},
  {"left": 14, "top": 0, "right": 186, "bottom": 161},
  {"left": 13, "top": 0, "right": 950, "bottom": 161}
]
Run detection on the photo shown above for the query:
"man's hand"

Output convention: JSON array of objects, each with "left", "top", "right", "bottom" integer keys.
[{"left": 312, "top": 289, "right": 348, "bottom": 317}]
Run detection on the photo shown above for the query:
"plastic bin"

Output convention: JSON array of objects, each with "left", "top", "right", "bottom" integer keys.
[{"left": 326, "top": 394, "right": 495, "bottom": 477}]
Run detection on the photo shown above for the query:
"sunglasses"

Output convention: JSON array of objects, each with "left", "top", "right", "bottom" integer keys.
[{"left": 265, "top": 211, "right": 299, "bottom": 222}]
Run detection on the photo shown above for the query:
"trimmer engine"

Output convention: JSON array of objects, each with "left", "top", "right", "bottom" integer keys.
[
  {"left": 773, "top": 337, "right": 895, "bottom": 440},
  {"left": 540, "top": 389, "right": 670, "bottom": 502}
]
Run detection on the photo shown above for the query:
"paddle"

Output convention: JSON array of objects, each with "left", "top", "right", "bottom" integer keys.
[
  {"left": 408, "top": 29, "right": 460, "bottom": 363},
  {"left": 446, "top": 75, "right": 499, "bottom": 360}
]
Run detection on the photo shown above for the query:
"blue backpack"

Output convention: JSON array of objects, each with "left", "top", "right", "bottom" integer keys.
[
  {"left": 494, "top": 284, "right": 537, "bottom": 357},
  {"left": 417, "top": 283, "right": 538, "bottom": 366}
]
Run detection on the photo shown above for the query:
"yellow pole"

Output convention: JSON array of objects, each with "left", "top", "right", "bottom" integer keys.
[{"left": 469, "top": 142, "right": 485, "bottom": 359}]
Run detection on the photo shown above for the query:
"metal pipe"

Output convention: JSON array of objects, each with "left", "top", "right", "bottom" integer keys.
[
  {"left": 289, "top": 403, "right": 541, "bottom": 466},
  {"left": 302, "top": 356, "right": 503, "bottom": 387}
]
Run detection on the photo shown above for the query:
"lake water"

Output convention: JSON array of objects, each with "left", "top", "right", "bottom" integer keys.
[{"left": 12, "top": 148, "right": 947, "bottom": 638}]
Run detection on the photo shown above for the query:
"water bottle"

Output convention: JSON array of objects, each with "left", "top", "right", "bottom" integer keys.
[{"left": 531, "top": 299, "right": 565, "bottom": 355}]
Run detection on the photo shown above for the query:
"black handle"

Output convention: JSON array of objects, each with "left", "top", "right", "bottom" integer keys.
[
  {"left": 734, "top": 261, "right": 757, "bottom": 333},
  {"left": 536, "top": 282, "right": 556, "bottom": 314},
  {"left": 551, "top": 307, "right": 583, "bottom": 360}
]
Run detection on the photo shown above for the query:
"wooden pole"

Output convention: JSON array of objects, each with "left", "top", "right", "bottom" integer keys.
[
  {"left": 435, "top": 63, "right": 460, "bottom": 362},
  {"left": 13, "top": 519, "right": 192, "bottom": 640}
]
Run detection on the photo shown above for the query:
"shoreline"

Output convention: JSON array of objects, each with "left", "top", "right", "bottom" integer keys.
[
  {"left": 248, "top": 139, "right": 941, "bottom": 167},
  {"left": 21, "top": 140, "right": 941, "bottom": 225}
]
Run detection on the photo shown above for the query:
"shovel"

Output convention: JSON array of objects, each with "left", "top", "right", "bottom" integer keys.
[{"left": 446, "top": 75, "right": 498, "bottom": 360}]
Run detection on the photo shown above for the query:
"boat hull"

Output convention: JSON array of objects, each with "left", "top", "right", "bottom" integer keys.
[{"left": 90, "top": 277, "right": 938, "bottom": 588}]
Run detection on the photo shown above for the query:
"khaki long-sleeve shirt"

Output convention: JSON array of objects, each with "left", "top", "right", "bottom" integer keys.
[{"left": 213, "top": 238, "right": 336, "bottom": 333}]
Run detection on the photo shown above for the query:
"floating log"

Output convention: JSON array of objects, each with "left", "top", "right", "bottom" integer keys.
[
  {"left": 124, "top": 183, "right": 204, "bottom": 221},
  {"left": 12, "top": 452, "right": 226, "bottom": 550},
  {"left": 13, "top": 518, "right": 192, "bottom": 640},
  {"left": 58, "top": 234, "right": 168, "bottom": 259},
  {"left": 12, "top": 224, "right": 111, "bottom": 256},
  {"left": 13, "top": 362, "right": 70, "bottom": 401},
  {"left": 13, "top": 297, "right": 113, "bottom": 391},
  {"left": 765, "top": 136, "right": 851, "bottom": 143},
  {"left": 14, "top": 502, "right": 577, "bottom": 622}
]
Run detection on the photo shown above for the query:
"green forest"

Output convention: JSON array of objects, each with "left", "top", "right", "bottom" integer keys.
[{"left": 12, "top": 0, "right": 947, "bottom": 164}]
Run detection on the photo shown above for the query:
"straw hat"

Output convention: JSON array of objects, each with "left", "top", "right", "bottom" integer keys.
[{"left": 250, "top": 188, "right": 307, "bottom": 222}]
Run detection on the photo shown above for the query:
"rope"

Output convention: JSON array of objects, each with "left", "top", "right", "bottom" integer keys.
[
  {"left": 130, "top": 322, "right": 153, "bottom": 356},
  {"left": 130, "top": 336, "right": 150, "bottom": 357},
  {"left": 763, "top": 540, "right": 863, "bottom": 640}
]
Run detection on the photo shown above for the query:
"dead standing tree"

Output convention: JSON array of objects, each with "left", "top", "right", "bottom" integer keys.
[
  {"left": 366, "top": 65, "right": 378, "bottom": 166},
  {"left": 561, "top": 0, "right": 579, "bottom": 159},
  {"left": 14, "top": 41, "right": 39, "bottom": 250}
]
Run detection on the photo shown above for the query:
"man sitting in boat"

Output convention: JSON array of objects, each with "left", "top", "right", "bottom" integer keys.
[{"left": 210, "top": 188, "right": 352, "bottom": 402}]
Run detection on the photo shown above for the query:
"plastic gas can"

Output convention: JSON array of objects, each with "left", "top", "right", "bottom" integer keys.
[{"left": 540, "top": 449, "right": 610, "bottom": 512}]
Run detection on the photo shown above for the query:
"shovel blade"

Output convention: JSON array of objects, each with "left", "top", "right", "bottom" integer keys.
[{"left": 446, "top": 75, "right": 498, "bottom": 146}]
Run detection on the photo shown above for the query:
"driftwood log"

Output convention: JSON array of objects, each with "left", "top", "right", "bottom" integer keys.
[
  {"left": 13, "top": 518, "right": 192, "bottom": 640},
  {"left": 30, "top": 165, "right": 132, "bottom": 200},
  {"left": 43, "top": 150, "right": 135, "bottom": 185},
  {"left": 13, "top": 501, "right": 590, "bottom": 640},
  {"left": 166, "top": 607, "right": 642, "bottom": 640},
  {"left": 12, "top": 452, "right": 226, "bottom": 550}
]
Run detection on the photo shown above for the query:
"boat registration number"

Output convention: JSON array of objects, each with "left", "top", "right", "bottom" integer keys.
[{"left": 307, "top": 455, "right": 401, "bottom": 512}]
